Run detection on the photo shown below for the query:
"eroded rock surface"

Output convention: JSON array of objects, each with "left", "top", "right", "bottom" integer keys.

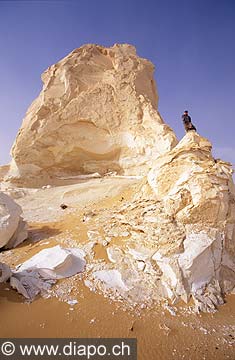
[
  {"left": 145, "top": 131, "right": 235, "bottom": 310},
  {"left": 8, "top": 43, "right": 177, "bottom": 186},
  {"left": 83, "top": 132, "right": 235, "bottom": 312},
  {"left": 0, "top": 192, "right": 28, "bottom": 249}
]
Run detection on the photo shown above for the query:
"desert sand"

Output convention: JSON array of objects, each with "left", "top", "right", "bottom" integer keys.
[{"left": 0, "top": 177, "right": 235, "bottom": 359}]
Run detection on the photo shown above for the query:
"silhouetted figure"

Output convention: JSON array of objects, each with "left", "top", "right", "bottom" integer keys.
[{"left": 182, "top": 110, "right": 196, "bottom": 132}]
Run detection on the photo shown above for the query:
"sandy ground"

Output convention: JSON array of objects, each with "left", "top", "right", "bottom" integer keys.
[{"left": 1, "top": 177, "right": 235, "bottom": 360}]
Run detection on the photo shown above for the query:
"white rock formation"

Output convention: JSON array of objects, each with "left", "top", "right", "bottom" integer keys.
[
  {"left": 8, "top": 43, "right": 177, "bottom": 186},
  {"left": 2, "top": 44, "right": 235, "bottom": 312},
  {"left": 0, "top": 192, "right": 28, "bottom": 249},
  {"left": 147, "top": 131, "right": 235, "bottom": 310},
  {"left": 83, "top": 132, "right": 235, "bottom": 312},
  {"left": 0, "top": 245, "right": 86, "bottom": 300}
]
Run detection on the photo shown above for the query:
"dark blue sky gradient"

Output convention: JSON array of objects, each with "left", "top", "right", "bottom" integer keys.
[{"left": 0, "top": 0, "right": 235, "bottom": 164}]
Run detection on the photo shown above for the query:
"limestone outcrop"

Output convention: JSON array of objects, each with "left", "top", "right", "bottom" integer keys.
[
  {"left": 83, "top": 132, "right": 235, "bottom": 312},
  {"left": 145, "top": 132, "right": 235, "bottom": 309},
  {"left": 0, "top": 192, "right": 28, "bottom": 249},
  {"left": 8, "top": 44, "right": 177, "bottom": 186}
]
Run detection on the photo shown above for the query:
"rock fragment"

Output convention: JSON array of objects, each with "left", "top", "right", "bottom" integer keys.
[
  {"left": 0, "top": 192, "right": 28, "bottom": 249},
  {"left": 1, "top": 245, "right": 86, "bottom": 300}
]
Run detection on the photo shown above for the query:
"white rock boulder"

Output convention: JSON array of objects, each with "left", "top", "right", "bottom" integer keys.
[
  {"left": 0, "top": 192, "right": 28, "bottom": 249},
  {"left": 1, "top": 245, "right": 86, "bottom": 300}
]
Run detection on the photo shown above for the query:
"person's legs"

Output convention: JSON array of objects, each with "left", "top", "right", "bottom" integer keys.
[{"left": 184, "top": 122, "right": 196, "bottom": 132}]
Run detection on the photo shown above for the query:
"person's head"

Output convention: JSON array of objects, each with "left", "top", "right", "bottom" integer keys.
[{"left": 184, "top": 110, "right": 188, "bottom": 115}]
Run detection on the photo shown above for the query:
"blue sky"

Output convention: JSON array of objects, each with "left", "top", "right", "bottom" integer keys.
[{"left": 0, "top": 0, "right": 235, "bottom": 165}]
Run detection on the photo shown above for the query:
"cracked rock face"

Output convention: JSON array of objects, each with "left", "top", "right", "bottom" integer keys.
[
  {"left": 8, "top": 43, "right": 177, "bottom": 186},
  {"left": 146, "top": 131, "right": 235, "bottom": 310},
  {"left": 83, "top": 132, "right": 235, "bottom": 312},
  {"left": 0, "top": 192, "right": 28, "bottom": 249}
]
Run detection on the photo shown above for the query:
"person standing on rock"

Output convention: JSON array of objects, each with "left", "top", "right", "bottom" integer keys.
[{"left": 182, "top": 110, "right": 197, "bottom": 132}]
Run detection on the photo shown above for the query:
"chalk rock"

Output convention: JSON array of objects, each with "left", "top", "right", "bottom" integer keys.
[
  {"left": 8, "top": 44, "right": 177, "bottom": 186},
  {"left": 0, "top": 262, "right": 12, "bottom": 282},
  {"left": 16, "top": 245, "right": 86, "bottom": 278},
  {"left": 10, "top": 245, "right": 86, "bottom": 300},
  {"left": 0, "top": 192, "right": 28, "bottom": 249},
  {"left": 93, "top": 269, "right": 130, "bottom": 292},
  {"left": 106, "top": 247, "right": 124, "bottom": 263},
  {"left": 147, "top": 131, "right": 235, "bottom": 310},
  {"left": 77, "top": 132, "right": 235, "bottom": 311},
  {"left": 10, "top": 271, "right": 55, "bottom": 300}
]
